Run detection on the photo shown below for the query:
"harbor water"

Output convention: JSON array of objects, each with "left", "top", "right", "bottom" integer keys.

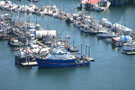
[{"left": 0, "top": 0, "right": 135, "bottom": 90}]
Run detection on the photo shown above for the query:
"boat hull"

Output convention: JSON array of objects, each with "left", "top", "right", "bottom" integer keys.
[{"left": 36, "top": 58, "right": 90, "bottom": 67}]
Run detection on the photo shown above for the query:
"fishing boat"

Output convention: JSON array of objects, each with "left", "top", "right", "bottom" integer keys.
[
  {"left": 78, "top": 0, "right": 111, "bottom": 11},
  {"left": 52, "top": 11, "right": 59, "bottom": 18},
  {"left": 93, "top": 0, "right": 111, "bottom": 11},
  {"left": 112, "top": 35, "right": 132, "bottom": 47},
  {"left": 122, "top": 42, "right": 135, "bottom": 51},
  {"left": 73, "top": 21, "right": 81, "bottom": 28},
  {"left": 101, "top": 18, "right": 112, "bottom": 28},
  {"left": 80, "top": 25, "right": 90, "bottom": 33},
  {"left": 65, "top": 15, "right": 74, "bottom": 23},
  {"left": 96, "top": 32, "right": 116, "bottom": 38},
  {"left": 8, "top": 38, "right": 24, "bottom": 47},
  {"left": 89, "top": 28, "right": 99, "bottom": 34},
  {"left": 36, "top": 47, "right": 90, "bottom": 67},
  {"left": 67, "top": 46, "right": 79, "bottom": 52},
  {"left": 28, "top": 0, "right": 40, "bottom": 3},
  {"left": 111, "top": 23, "right": 132, "bottom": 34},
  {"left": 15, "top": 44, "right": 50, "bottom": 65}
]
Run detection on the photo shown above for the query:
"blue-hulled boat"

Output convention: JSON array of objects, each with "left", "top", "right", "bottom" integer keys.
[{"left": 36, "top": 47, "right": 90, "bottom": 67}]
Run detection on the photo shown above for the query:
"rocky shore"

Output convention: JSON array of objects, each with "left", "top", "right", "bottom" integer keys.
[{"left": 109, "top": 0, "right": 135, "bottom": 6}]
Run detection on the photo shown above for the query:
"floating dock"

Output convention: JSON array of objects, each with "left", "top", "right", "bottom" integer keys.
[
  {"left": 21, "top": 61, "right": 37, "bottom": 66},
  {"left": 122, "top": 51, "right": 135, "bottom": 55},
  {"left": 89, "top": 58, "right": 95, "bottom": 61},
  {"left": 85, "top": 57, "right": 95, "bottom": 61}
]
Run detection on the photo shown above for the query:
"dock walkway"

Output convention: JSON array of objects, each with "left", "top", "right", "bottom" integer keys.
[{"left": 21, "top": 62, "right": 37, "bottom": 66}]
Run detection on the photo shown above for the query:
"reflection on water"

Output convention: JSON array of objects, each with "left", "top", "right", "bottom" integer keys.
[{"left": 36, "top": 66, "right": 90, "bottom": 76}]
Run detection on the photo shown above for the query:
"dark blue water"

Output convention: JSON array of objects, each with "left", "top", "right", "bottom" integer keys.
[{"left": 0, "top": 0, "right": 135, "bottom": 90}]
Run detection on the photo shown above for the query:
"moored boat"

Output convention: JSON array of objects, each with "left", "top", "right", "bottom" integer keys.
[
  {"left": 96, "top": 32, "right": 116, "bottom": 39},
  {"left": 8, "top": 38, "right": 24, "bottom": 47},
  {"left": 80, "top": 25, "right": 90, "bottom": 33},
  {"left": 67, "top": 46, "right": 79, "bottom": 52},
  {"left": 122, "top": 42, "right": 135, "bottom": 51},
  {"left": 36, "top": 47, "right": 90, "bottom": 67},
  {"left": 77, "top": 0, "right": 111, "bottom": 11},
  {"left": 101, "top": 18, "right": 112, "bottom": 28},
  {"left": 112, "top": 35, "right": 132, "bottom": 47},
  {"left": 28, "top": 0, "right": 40, "bottom": 2}
]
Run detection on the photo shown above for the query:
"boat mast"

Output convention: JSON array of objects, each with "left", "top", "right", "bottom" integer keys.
[
  {"left": 73, "top": 40, "right": 74, "bottom": 47},
  {"left": 85, "top": 45, "right": 87, "bottom": 57},
  {"left": 88, "top": 45, "right": 90, "bottom": 58},
  {"left": 81, "top": 44, "right": 83, "bottom": 57}
]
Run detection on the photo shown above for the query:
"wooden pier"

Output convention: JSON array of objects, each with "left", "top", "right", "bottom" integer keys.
[{"left": 36, "top": 41, "right": 50, "bottom": 48}]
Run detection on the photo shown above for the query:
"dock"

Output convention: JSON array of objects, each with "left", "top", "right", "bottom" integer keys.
[
  {"left": 36, "top": 41, "right": 49, "bottom": 48},
  {"left": 89, "top": 58, "right": 95, "bottom": 61},
  {"left": 86, "top": 57, "right": 95, "bottom": 61},
  {"left": 77, "top": 56, "right": 95, "bottom": 62},
  {"left": 21, "top": 61, "right": 37, "bottom": 66},
  {"left": 122, "top": 51, "right": 135, "bottom": 55}
]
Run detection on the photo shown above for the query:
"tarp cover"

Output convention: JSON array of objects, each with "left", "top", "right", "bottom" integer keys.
[{"left": 120, "top": 36, "right": 131, "bottom": 43}]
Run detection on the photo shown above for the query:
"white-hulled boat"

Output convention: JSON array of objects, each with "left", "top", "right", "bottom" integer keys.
[
  {"left": 101, "top": 18, "right": 112, "bottom": 28},
  {"left": 111, "top": 23, "right": 132, "bottom": 34},
  {"left": 96, "top": 32, "right": 116, "bottom": 38},
  {"left": 28, "top": 0, "right": 40, "bottom": 2},
  {"left": 73, "top": 21, "right": 81, "bottom": 28},
  {"left": 122, "top": 42, "right": 135, "bottom": 51},
  {"left": 80, "top": 26, "right": 90, "bottom": 33},
  {"left": 8, "top": 38, "right": 24, "bottom": 47},
  {"left": 78, "top": 0, "right": 111, "bottom": 11}
]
